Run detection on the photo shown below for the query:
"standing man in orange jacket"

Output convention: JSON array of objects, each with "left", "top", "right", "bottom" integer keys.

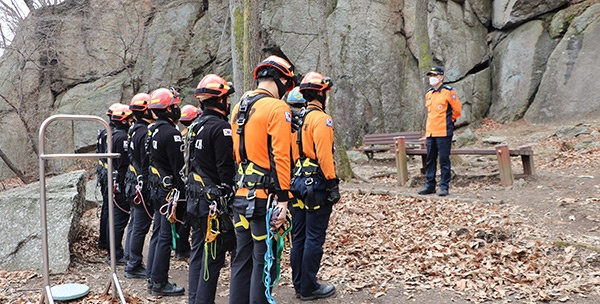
[
  {"left": 290, "top": 72, "right": 339, "bottom": 301},
  {"left": 418, "top": 66, "right": 462, "bottom": 197},
  {"left": 229, "top": 55, "right": 296, "bottom": 304}
]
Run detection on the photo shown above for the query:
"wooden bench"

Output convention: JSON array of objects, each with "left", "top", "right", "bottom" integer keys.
[
  {"left": 359, "top": 131, "right": 424, "bottom": 160},
  {"left": 394, "top": 136, "right": 535, "bottom": 186}
]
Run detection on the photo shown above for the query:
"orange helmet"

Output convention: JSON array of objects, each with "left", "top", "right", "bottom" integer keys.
[
  {"left": 106, "top": 102, "right": 122, "bottom": 117},
  {"left": 129, "top": 93, "right": 151, "bottom": 112},
  {"left": 110, "top": 104, "right": 133, "bottom": 121},
  {"left": 179, "top": 105, "right": 201, "bottom": 122},
  {"left": 299, "top": 72, "right": 333, "bottom": 92},
  {"left": 194, "top": 74, "right": 235, "bottom": 101},
  {"left": 148, "top": 88, "right": 181, "bottom": 110},
  {"left": 253, "top": 55, "right": 297, "bottom": 89}
]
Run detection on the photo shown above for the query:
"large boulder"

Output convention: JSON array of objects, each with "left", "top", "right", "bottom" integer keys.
[
  {"left": 0, "top": 170, "right": 88, "bottom": 273},
  {"left": 492, "top": 0, "right": 569, "bottom": 29},
  {"left": 524, "top": 4, "right": 600, "bottom": 124},
  {"left": 452, "top": 67, "right": 492, "bottom": 126},
  {"left": 428, "top": 0, "right": 489, "bottom": 81},
  {"left": 490, "top": 20, "right": 554, "bottom": 122}
]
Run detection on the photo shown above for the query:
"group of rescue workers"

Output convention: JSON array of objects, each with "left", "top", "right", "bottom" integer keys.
[{"left": 95, "top": 55, "right": 340, "bottom": 303}]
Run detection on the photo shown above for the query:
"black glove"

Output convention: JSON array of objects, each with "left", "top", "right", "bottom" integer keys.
[
  {"left": 220, "top": 183, "right": 236, "bottom": 205},
  {"left": 290, "top": 108, "right": 303, "bottom": 133},
  {"left": 325, "top": 178, "right": 341, "bottom": 204}
]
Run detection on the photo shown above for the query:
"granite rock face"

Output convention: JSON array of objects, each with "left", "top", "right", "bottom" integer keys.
[
  {"left": 0, "top": 0, "right": 599, "bottom": 178},
  {"left": 0, "top": 170, "right": 88, "bottom": 273}
]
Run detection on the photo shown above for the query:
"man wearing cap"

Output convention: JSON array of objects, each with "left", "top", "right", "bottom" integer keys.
[{"left": 418, "top": 66, "right": 462, "bottom": 197}]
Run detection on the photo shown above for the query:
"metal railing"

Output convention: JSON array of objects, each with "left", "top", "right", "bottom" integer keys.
[{"left": 38, "top": 114, "right": 125, "bottom": 304}]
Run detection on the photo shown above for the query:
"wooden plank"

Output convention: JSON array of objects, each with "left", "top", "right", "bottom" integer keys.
[
  {"left": 395, "top": 137, "right": 408, "bottom": 186},
  {"left": 495, "top": 144, "right": 514, "bottom": 186}
]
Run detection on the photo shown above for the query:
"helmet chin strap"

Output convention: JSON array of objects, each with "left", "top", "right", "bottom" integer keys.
[{"left": 274, "top": 77, "right": 288, "bottom": 99}]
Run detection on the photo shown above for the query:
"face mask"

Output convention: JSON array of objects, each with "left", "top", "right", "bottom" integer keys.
[
  {"left": 429, "top": 76, "right": 441, "bottom": 86},
  {"left": 169, "top": 106, "right": 181, "bottom": 122}
]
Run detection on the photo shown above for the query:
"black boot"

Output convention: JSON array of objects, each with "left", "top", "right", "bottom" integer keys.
[{"left": 151, "top": 281, "right": 185, "bottom": 296}]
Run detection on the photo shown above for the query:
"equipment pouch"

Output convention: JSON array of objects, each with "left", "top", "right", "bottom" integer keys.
[
  {"left": 148, "top": 170, "right": 161, "bottom": 203},
  {"left": 186, "top": 173, "right": 204, "bottom": 228},
  {"left": 124, "top": 168, "right": 138, "bottom": 200}
]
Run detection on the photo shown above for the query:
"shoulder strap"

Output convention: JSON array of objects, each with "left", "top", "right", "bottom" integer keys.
[
  {"left": 235, "top": 93, "right": 269, "bottom": 164},
  {"left": 96, "top": 129, "right": 107, "bottom": 153},
  {"left": 145, "top": 120, "right": 169, "bottom": 165},
  {"left": 127, "top": 123, "right": 145, "bottom": 175},
  {"left": 186, "top": 114, "right": 219, "bottom": 182},
  {"left": 297, "top": 108, "right": 319, "bottom": 161}
]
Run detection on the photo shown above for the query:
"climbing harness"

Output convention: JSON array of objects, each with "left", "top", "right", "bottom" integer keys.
[
  {"left": 291, "top": 108, "right": 327, "bottom": 209},
  {"left": 263, "top": 194, "right": 293, "bottom": 304}
]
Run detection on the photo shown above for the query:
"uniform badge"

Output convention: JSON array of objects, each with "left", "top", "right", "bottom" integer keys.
[
  {"left": 173, "top": 135, "right": 182, "bottom": 142},
  {"left": 325, "top": 118, "right": 333, "bottom": 127},
  {"left": 284, "top": 111, "right": 292, "bottom": 122},
  {"left": 223, "top": 128, "right": 232, "bottom": 136},
  {"left": 451, "top": 94, "right": 457, "bottom": 100},
  {"left": 438, "top": 105, "right": 443, "bottom": 110}
]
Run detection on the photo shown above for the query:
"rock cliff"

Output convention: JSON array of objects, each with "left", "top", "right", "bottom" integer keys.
[{"left": 0, "top": 0, "right": 598, "bottom": 179}]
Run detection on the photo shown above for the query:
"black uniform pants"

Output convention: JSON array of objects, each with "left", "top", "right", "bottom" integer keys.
[
  {"left": 107, "top": 191, "right": 130, "bottom": 260},
  {"left": 290, "top": 193, "right": 332, "bottom": 295},
  {"left": 188, "top": 215, "right": 226, "bottom": 304},
  {"left": 176, "top": 215, "right": 191, "bottom": 256},
  {"left": 98, "top": 183, "right": 109, "bottom": 249},
  {"left": 229, "top": 196, "right": 275, "bottom": 304},
  {"left": 125, "top": 194, "right": 154, "bottom": 272},
  {"left": 147, "top": 189, "right": 175, "bottom": 284}
]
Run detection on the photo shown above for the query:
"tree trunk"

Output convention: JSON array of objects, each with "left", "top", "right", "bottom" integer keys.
[
  {"left": 228, "top": 0, "right": 244, "bottom": 104},
  {"left": 229, "top": 0, "right": 262, "bottom": 103},
  {"left": 318, "top": 0, "right": 354, "bottom": 180}
]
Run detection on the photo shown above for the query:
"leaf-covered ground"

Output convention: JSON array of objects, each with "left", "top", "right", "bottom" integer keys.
[{"left": 2, "top": 119, "right": 600, "bottom": 303}]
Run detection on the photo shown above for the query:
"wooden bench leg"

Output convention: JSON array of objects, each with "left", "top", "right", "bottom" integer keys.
[
  {"left": 495, "top": 144, "right": 514, "bottom": 186},
  {"left": 395, "top": 137, "right": 408, "bottom": 185},
  {"left": 420, "top": 155, "right": 426, "bottom": 175},
  {"left": 521, "top": 154, "right": 535, "bottom": 176}
]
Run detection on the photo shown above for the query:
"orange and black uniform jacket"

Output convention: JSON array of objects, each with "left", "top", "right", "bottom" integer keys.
[
  {"left": 296, "top": 105, "right": 336, "bottom": 180},
  {"left": 425, "top": 85, "right": 462, "bottom": 137},
  {"left": 230, "top": 89, "right": 293, "bottom": 200}
]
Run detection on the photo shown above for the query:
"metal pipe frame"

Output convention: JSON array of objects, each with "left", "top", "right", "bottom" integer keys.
[{"left": 38, "top": 114, "right": 125, "bottom": 304}]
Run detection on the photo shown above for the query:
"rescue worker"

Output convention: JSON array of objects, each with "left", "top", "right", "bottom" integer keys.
[
  {"left": 286, "top": 86, "right": 307, "bottom": 134},
  {"left": 290, "top": 72, "right": 339, "bottom": 301},
  {"left": 107, "top": 103, "right": 134, "bottom": 265},
  {"left": 145, "top": 88, "right": 186, "bottom": 296},
  {"left": 179, "top": 104, "right": 201, "bottom": 128},
  {"left": 173, "top": 104, "right": 200, "bottom": 260},
  {"left": 418, "top": 66, "right": 462, "bottom": 197},
  {"left": 186, "top": 74, "right": 237, "bottom": 304},
  {"left": 229, "top": 55, "right": 297, "bottom": 304},
  {"left": 124, "top": 92, "right": 155, "bottom": 279},
  {"left": 97, "top": 103, "right": 123, "bottom": 251}
]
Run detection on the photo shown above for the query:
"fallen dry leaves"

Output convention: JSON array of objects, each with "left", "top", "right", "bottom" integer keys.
[{"left": 313, "top": 191, "right": 600, "bottom": 302}]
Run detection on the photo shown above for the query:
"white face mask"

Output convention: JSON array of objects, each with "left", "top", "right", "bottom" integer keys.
[{"left": 429, "top": 76, "right": 441, "bottom": 86}]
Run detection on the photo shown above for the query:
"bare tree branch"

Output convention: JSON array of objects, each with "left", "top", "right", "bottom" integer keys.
[{"left": 0, "top": 145, "right": 29, "bottom": 183}]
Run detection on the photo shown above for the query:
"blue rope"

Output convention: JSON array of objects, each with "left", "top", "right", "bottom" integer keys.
[
  {"left": 263, "top": 207, "right": 277, "bottom": 303},
  {"left": 263, "top": 204, "right": 293, "bottom": 304}
]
